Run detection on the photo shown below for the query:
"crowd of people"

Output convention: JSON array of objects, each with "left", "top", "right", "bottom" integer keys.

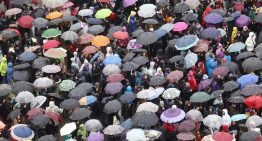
[{"left": 0, "top": 0, "right": 262, "bottom": 140}]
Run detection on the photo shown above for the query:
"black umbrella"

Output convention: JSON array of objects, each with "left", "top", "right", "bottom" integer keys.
[
  {"left": 32, "top": 57, "right": 50, "bottom": 69},
  {"left": 0, "top": 137, "right": 8, "bottom": 141},
  {"left": 149, "top": 77, "right": 166, "bottom": 86},
  {"left": 0, "top": 4, "right": 7, "bottom": 12},
  {"left": 11, "top": 0, "right": 31, "bottom": 6},
  {"left": 39, "top": 135, "right": 57, "bottom": 141},
  {"left": 168, "top": 55, "right": 183, "bottom": 63},
  {"left": 211, "top": 90, "right": 224, "bottom": 99},
  {"left": 60, "top": 99, "right": 80, "bottom": 110},
  {"left": 240, "top": 84, "right": 262, "bottom": 96},
  {"left": 242, "top": 57, "right": 262, "bottom": 71},
  {"left": 47, "top": 93, "right": 64, "bottom": 99},
  {"left": 7, "top": 109, "right": 21, "bottom": 120},
  {"left": 49, "top": 18, "right": 63, "bottom": 26},
  {"left": 236, "top": 52, "right": 256, "bottom": 60},
  {"left": 119, "top": 93, "right": 136, "bottom": 104},
  {"left": 255, "top": 50, "right": 262, "bottom": 59},
  {"left": 14, "top": 63, "right": 30, "bottom": 70},
  {"left": 132, "top": 56, "right": 149, "bottom": 66},
  {"left": 231, "top": 90, "right": 241, "bottom": 96},
  {"left": 0, "top": 88, "right": 10, "bottom": 97},
  {"left": 132, "top": 111, "right": 159, "bottom": 128},
  {"left": 62, "top": 15, "right": 77, "bottom": 22},
  {"left": 70, "top": 108, "right": 92, "bottom": 120},
  {"left": 222, "top": 81, "right": 240, "bottom": 92},
  {"left": 86, "top": 18, "right": 103, "bottom": 25},
  {"left": 167, "top": 39, "right": 177, "bottom": 48},
  {"left": 31, "top": 8, "right": 45, "bottom": 18},
  {"left": 132, "top": 29, "right": 144, "bottom": 38},
  {"left": 18, "top": 52, "right": 37, "bottom": 62},
  {"left": 103, "top": 100, "right": 122, "bottom": 114},
  {"left": 182, "top": 13, "right": 198, "bottom": 22},
  {"left": 240, "top": 131, "right": 260, "bottom": 141},
  {"left": 228, "top": 96, "right": 244, "bottom": 103},
  {"left": 69, "top": 87, "right": 88, "bottom": 100},
  {"left": 136, "top": 32, "right": 158, "bottom": 45},
  {"left": 13, "top": 70, "right": 30, "bottom": 81},
  {"left": 122, "top": 52, "right": 136, "bottom": 62},
  {"left": 254, "top": 14, "right": 262, "bottom": 23},
  {"left": 1, "top": 30, "right": 17, "bottom": 39},
  {"left": 131, "top": 48, "right": 147, "bottom": 53},
  {"left": 77, "top": 82, "right": 93, "bottom": 93},
  {"left": 157, "top": 0, "right": 169, "bottom": 8},
  {"left": 174, "top": 3, "right": 190, "bottom": 13},
  {"left": 12, "top": 81, "right": 34, "bottom": 94},
  {"left": 220, "top": 62, "right": 238, "bottom": 72},
  {"left": 122, "top": 62, "right": 140, "bottom": 71},
  {"left": 31, "top": 114, "right": 50, "bottom": 127}
]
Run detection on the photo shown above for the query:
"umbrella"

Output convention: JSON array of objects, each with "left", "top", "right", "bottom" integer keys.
[
  {"left": 182, "top": 13, "right": 198, "bottom": 22},
  {"left": 184, "top": 0, "right": 200, "bottom": 9},
  {"left": 184, "top": 52, "right": 198, "bottom": 69},
  {"left": 8, "top": 109, "right": 21, "bottom": 120},
  {"left": 42, "top": 28, "right": 61, "bottom": 38},
  {"left": 242, "top": 57, "right": 262, "bottom": 71},
  {"left": 46, "top": 11, "right": 62, "bottom": 20},
  {"left": 166, "top": 70, "right": 183, "bottom": 83},
  {"left": 60, "top": 122, "right": 76, "bottom": 136},
  {"left": 132, "top": 29, "right": 144, "bottom": 37},
  {"left": 190, "top": 91, "right": 210, "bottom": 103},
  {"left": 103, "top": 55, "right": 121, "bottom": 66},
  {"left": 0, "top": 88, "right": 10, "bottom": 97},
  {"left": 220, "top": 62, "right": 238, "bottom": 72},
  {"left": 44, "top": 48, "right": 67, "bottom": 59},
  {"left": 76, "top": 82, "right": 93, "bottom": 93},
  {"left": 136, "top": 89, "right": 157, "bottom": 99},
  {"left": 86, "top": 18, "right": 103, "bottom": 25},
  {"left": 85, "top": 119, "right": 103, "bottom": 132},
  {"left": 103, "top": 125, "right": 124, "bottom": 135},
  {"left": 31, "top": 114, "right": 49, "bottom": 127},
  {"left": 33, "top": 77, "right": 53, "bottom": 89},
  {"left": 17, "top": 16, "right": 34, "bottom": 28},
  {"left": 139, "top": 3, "right": 156, "bottom": 10},
  {"left": 82, "top": 46, "right": 98, "bottom": 55},
  {"left": 218, "top": 28, "right": 227, "bottom": 37},
  {"left": 198, "top": 79, "right": 212, "bottom": 90},
  {"left": 119, "top": 93, "right": 136, "bottom": 103},
  {"left": 18, "top": 52, "right": 37, "bottom": 62},
  {"left": 223, "top": 81, "right": 240, "bottom": 92},
  {"left": 228, "top": 95, "right": 245, "bottom": 103},
  {"left": 161, "top": 107, "right": 185, "bottom": 123},
  {"left": 127, "top": 39, "right": 143, "bottom": 50},
  {"left": 154, "top": 29, "right": 168, "bottom": 38},
  {"left": 211, "top": 9, "right": 227, "bottom": 17},
  {"left": 31, "top": 8, "right": 45, "bottom": 18},
  {"left": 186, "top": 109, "right": 203, "bottom": 122},
  {"left": 211, "top": 90, "right": 224, "bottom": 99},
  {"left": 104, "top": 82, "right": 123, "bottom": 95},
  {"left": 241, "top": 84, "right": 262, "bottom": 96},
  {"left": 70, "top": 108, "right": 92, "bottom": 120},
  {"left": 95, "top": 8, "right": 112, "bottom": 19},
  {"left": 61, "top": 31, "right": 79, "bottom": 42},
  {"left": 136, "top": 32, "right": 158, "bottom": 45},
  {"left": 62, "top": 1, "right": 74, "bottom": 8},
  {"left": 121, "top": 118, "right": 133, "bottom": 130},
  {"left": 204, "top": 13, "right": 223, "bottom": 24},
  {"left": 254, "top": 14, "right": 262, "bottom": 23},
  {"left": 12, "top": 81, "right": 34, "bottom": 94},
  {"left": 230, "top": 114, "right": 248, "bottom": 121},
  {"left": 5, "top": 8, "right": 22, "bottom": 16},
  {"left": 149, "top": 77, "right": 166, "bottom": 86},
  {"left": 60, "top": 99, "right": 79, "bottom": 110},
  {"left": 123, "top": 0, "right": 137, "bottom": 7},
  {"left": 148, "top": 87, "right": 164, "bottom": 100},
  {"left": 246, "top": 115, "right": 262, "bottom": 128},
  {"left": 42, "top": 65, "right": 61, "bottom": 74},
  {"left": 212, "top": 132, "right": 233, "bottom": 141},
  {"left": 69, "top": 87, "right": 88, "bottom": 100},
  {"left": 174, "top": 2, "right": 190, "bottom": 13},
  {"left": 138, "top": 9, "right": 156, "bottom": 18},
  {"left": 91, "top": 35, "right": 110, "bottom": 47},
  {"left": 87, "top": 132, "right": 104, "bottom": 141},
  {"left": 11, "top": 125, "right": 34, "bottom": 140},
  {"left": 162, "top": 88, "right": 181, "bottom": 99},
  {"left": 79, "top": 95, "right": 97, "bottom": 106},
  {"left": 42, "top": 40, "right": 60, "bottom": 50},
  {"left": 237, "top": 74, "right": 259, "bottom": 88},
  {"left": 212, "top": 67, "right": 230, "bottom": 78},
  {"left": 201, "top": 27, "right": 221, "bottom": 39},
  {"left": 244, "top": 95, "right": 262, "bottom": 110},
  {"left": 175, "top": 35, "right": 199, "bottom": 50},
  {"left": 13, "top": 71, "right": 29, "bottom": 81},
  {"left": 106, "top": 74, "right": 125, "bottom": 83},
  {"left": 78, "top": 9, "right": 93, "bottom": 16},
  {"left": 1, "top": 29, "right": 18, "bottom": 39},
  {"left": 32, "top": 57, "right": 49, "bottom": 69},
  {"left": 235, "top": 15, "right": 251, "bottom": 27},
  {"left": 88, "top": 25, "right": 105, "bottom": 35},
  {"left": 49, "top": 18, "right": 63, "bottom": 25},
  {"left": 68, "top": 22, "right": 82, "bottom": 31},
  {"left": 236, "top": 52, "right": 256, "bottom": 60},
  {"left": 113, "top": 31, "right": 129, "bottom": 40},
  {"left": 203, "top": 114, "right": 222, "bottom": 129},
  {"left": 126, "top": 129, "right": 146, "bottom": 141},
  {"left": 142, "top": 19, "right": 159, "bottom": 25},
  {"left": 103, "top": 100, "right": 121, "bottom": 114},
  {"left": 240, "top": 131, "right": 260, "bottom": 141},
  {"left": 136, "top": 102, "right": 159, "bottom": 113},
  {"left": 122, "top": 52, "right": 136, "bottom": 62},
  {"left": 59, "top": 79, "right": 76, "bottom": 91},
  {"left": 168, "top": 55, "right": 183, "bottom": 63},
  {"left": 15, "top": 91, "right": 34, "bottom": 103},
  {"left": 42, "top": 0, "right": 67, "bottom": 8},
  {"left": 177, "top": 120, "right": 195, "bottom": 132},
  {"left": 78, "top": 34, "right": 95, "bottom": 45},
  {"left": 102, "top": 64, "right": 121, "bottom": 76},
  {"left": 132, "top": 56, "right": 149, "bottom": 66},
  {"left": 173, "top": 22, "right": 188, "bottom": 32},
  {"left": 30, "top": 96, "right": 46, "bottom": 108},
  {"left": 132, "top": 111, "right": 159, "bottom": 127},
  {"left": 192, "top": 39, "right": 209, "bottom": 52},
  {"left": 177, "top": 132, "right": 196, "bottom": 141},
  {"left": 39, "top": 135, "right": 57, "bottom": 141},
  {"left": 0, "top": 4, "right": 6, "bottom": 12}
]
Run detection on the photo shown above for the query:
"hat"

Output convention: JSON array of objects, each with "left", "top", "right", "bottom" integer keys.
[
  {"left": 202, "top": 74, "right": 208, "bottom": 80},
  {"left": 172, "top": 105, "right": 177, "bottom": 109}
]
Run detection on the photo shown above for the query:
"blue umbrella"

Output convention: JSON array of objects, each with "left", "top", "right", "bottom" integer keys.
[
  {"left": 230, "top": 114, "right": 247, "bottom": 121},
  {"left": 18, "top": 52, "right": 37, "bottom": 62},
  {"left": 159, "top": 23, "right": 174, "bottom": 32},
  {"left": 154, "top": 29, "right": 167, "bottom": 38},
  {"left": 121, "top": 118, "right": 133, "bottom": 130},
  {"left": 237, "top": 74, "right": 259, "bottom": 88},
  {"left": 229, "top": 11, "right": 241, "bottom": 19},
  {"left": 227, "top": 42, "right": 246, "bottom": 53},
  {"left": 79, "top": 95, "right": 97, "bottom": 105},
  {"left": 204, "top": 13, "right": 223, "bottom": 24},
  {"left": 11, "top": 125, "right": 34, "bottom": 140},
  {"left": 103, "top": 55, "right": 122, "bottom": 65},
  {"left": 201, "top": 27, "right": 221, "bottom": 39},
  {"left": 175, "top": 35, "right": 199, "bottom": 50}
]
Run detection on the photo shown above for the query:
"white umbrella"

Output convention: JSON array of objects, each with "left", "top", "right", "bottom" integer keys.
[
  {"left": 184, "top": 0, "right": 200, "bottom": 9},
  {"left": 102, "top": 64, "right": 121, "bottom": 76},
  {"left": 218, "top": 28, "right": 226, "bottom": 37},
  {"left": 245, "top": 115, "right": 262, "bottom": 128},
  {"left": 148, "top": 87, "right": 165, "bottom": 100},
  {"left": 184, "top": 52, "right": 198, "bottom": 69},
  {"left": 42, "top": 65, "right": 61, "bottom": 73},
  {"left": 78, "top": 9, "right": 93, "bottom": 16},
  {"left": 85, "top": 119, "right": 103, "bottom": 132},
  {"left": 139, "top": 4, "right": 157, "bottom": 10},
  {"left": 136, "top": 89, "right": 157, "bottom": 99},
  {"left": 186, "top": 109, "right": 203, "bottom": 122},
  {"left": 162, "top": 88, "right": 181, "bottom": 99},
  {"left": 136, "top": 102, "right": 159, "bottom": 113},
  {"left": 33, "top": 77, "right": 54, "bottom": 89},
  {"left": 138, "top": 9, "right": 156, "bottom": 18},
  {"left": 61, "top": 31, "right": 79, "bottom": 42},
  {"left": 60, "top": 122, "right": 76, "bottom": 136},
  {"left": 31, "top": 96, "right": 47, "bottom": 108},
  {"left": 103, "top": 125, "right": 124, "bottom": 135},
  {"left": 126, "top": 128, "right": 146, "bottom": 141},
  {"left": 203, "top": 114, "right": 222, "bottom": 129},
  {"left": 42, "top": 0, "right": 68, "bottom": 8},
  {"left": 15, "top": 91, "right": 35, "bottom": 103}
]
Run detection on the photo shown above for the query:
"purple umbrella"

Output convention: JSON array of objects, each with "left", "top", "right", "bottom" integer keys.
[
  {"left": 198, "top": 79, "right": 212, "bottom": 90},
  {"left": 201, "top": 27, "right": 221, "bottom": 39},
  {"left": 87, "top": 132, "right": 104, "bottom": 141},
  {"left": 235, "top": 15, "right": 251, "bottom": 27},
  {"left": 177, "top": 120, "right": 195, "bottom": 132},
  {"left": 212, "top": 67, "right": 230, "bottom": 78},
  {"left": 127, "top": 39, "right": 143, "bottom": 49},
  {"left": 123, "top": 0, "right": 137, "bottom": 7},
  {"left": 160, "top": 107, "right": 185, "bottom": 123},
  {"left": 204, "top": 13, "right": 223, "bottom": 24},
  {"left": 104, "top": 82, "right": 123, "bottom": 95}
]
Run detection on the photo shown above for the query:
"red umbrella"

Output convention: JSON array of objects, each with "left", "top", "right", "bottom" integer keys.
[
  {"left": 6, "top": 28, "right": 21, "bottom": 36},
  {"left": 42, "top": 40, "right": 61, "bottom": 50},
  {"left": 82, "top": 46, "right": 99, "bottom": 55},
  {"left": 32, "top": 0, "right": 41, "bottom": 4},
  {"left": 45, "top": 111, "right": 61, "bottom": 122},
  {"left": 166, "top": 70, "right": 183, "bottom": 83},
  {"left": 71, "top": 6, "right": 80, "bottom": 16},
  {"left": 212, "top": 132, "right": 233, "bottom": 141},
  {"left": 106, "top": 73, "right": 125, "bottom": 83},
  {"left": 26, "top": 108, "right": 45, "bottom": 120},
  {"left": 234, "top": 2, "right": 244, "bottom": 12},
  {"left": 17, "top": 16, "right": 34, "bottom": 28},
  {"left": 113, "top": 31, "right": 129, "bottom": 40},
  {"left": 244, "top": 95, "right": 262, "bottom": 110},
  {"left": 212, "top": 67, "right": 230, "bottom": 78}
]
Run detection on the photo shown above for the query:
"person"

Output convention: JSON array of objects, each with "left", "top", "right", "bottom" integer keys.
[
  {"left": 187, "top": 71, "right": 197, "bottom": 91},
  {"left": 46, "top": 101, "right": 63, "bottom": 115},
  {"left": 241, "top": 26, "right": 250, "bottom": 42},
  {"left": 206, "top": 54, "right": 217, "bottom": 77},
  {"left": 129, "top": 16, "right": 136, "bottom": 33},
  {"left": 222, "top": 109, "right": 231, "bottom": 126},
  {"left": 0, "top": 56, "right": 7, "bottom": 83},
  {"left": 245, "top": 32, "right": 256, "bottom": 51},
  {"left": 106, "top": 46, "right": 114, "bottom": 57},
  {"left": 77, "top": 124, "right": 87, "bottom": 141},
  {"left": 231, "top": 27, "right": 238, "bottom": 43},
  {"left": 6, "top": 62, "right": 13, "bottom": 84}
]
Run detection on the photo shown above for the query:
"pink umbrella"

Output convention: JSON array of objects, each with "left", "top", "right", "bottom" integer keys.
[
  {"left": 235, "top": 15, "right": 251, "bottom": 27},
  {"left": 234, "top": 2, "right": 244, "bottom": 12},
  {"left": 106, "top": 74, "right": 125, "bottom": 83},
  {"left": 173, "top": 22, "right": 188, "bottom": 32},
  {"left": 212, "top": 67, "right": 230, "bottom": 78},
  {"left": 166, "top": 70, "right": 184, "bottom": 83},
  {"left": 123, "top": 0, "right": 137, "bottom": 7},
  {"left": 192, "top": 39, "right": 209, "bottom": 53},
  {"left": 62, "top": 2, "right": 74, "bottom": 9}
]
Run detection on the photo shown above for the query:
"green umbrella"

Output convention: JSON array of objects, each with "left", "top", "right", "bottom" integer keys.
[
  {"left": 59, "top": 79, "right": 76, "bottom": 91},
  {"left": 95, "top": 8, "right": 112, "bottom": 19},
  {"left": 42, "top": 28, "right": 61, "bottom": 38},
  {"left": 190, "top": 91, "right": 211, "bottom": 103}
]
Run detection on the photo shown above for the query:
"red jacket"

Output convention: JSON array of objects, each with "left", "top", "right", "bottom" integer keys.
[
  {"left": 201, "top": 6, "right": 212, "bottom": 26},
  {"left": 163, "top": 123, "right": 176, "bottom": 132}
]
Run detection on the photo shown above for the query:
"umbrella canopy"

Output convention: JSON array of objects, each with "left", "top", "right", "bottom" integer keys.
[
  {"left": 60, "top": 99, "right": 80, "bottom": 110},
  {"left": 13, "top": 70, "right": 29, "bottom": 81},
  {"left": 59, "top": 79, "right": 76, "bottom": 91},
  {"left": 149, "top": 77, "right": 166, "bottom": 86},
  {"left": 212, "top": 132, "right": 233, "bottom": 141},
  {"left": 254, "top": 14, "right": 262, "bottom": 23},
  {"left": 75, "top": 83, "right": 93, "bottom": 93},
  {"left": 79, "top": 95, "right": 97, "bottom": 106},
  {"left": 237, "top": 74, "right": 259, "bottom": 88},
  {"left": 177, "top": 120, "right": 195, "bottom": 132},
  {"left": 62, "top": 15, "right": 77, "bottom": 22},
  {"left": 204, "top": 13, "right": 223, "bottom": 24},
  {"left": 87, "top": 132, "right": 104, "bottom": 141},
  {"left": 136, "top": 32, "right": 158, "bottom": 45},
  {"left": 220, "top": 62, "right": 238, "bottom": 72},
  {"left": 203, "top": 114, "right": 222, "bottom": 129},
  {"left": 49, "top": 18, "right": 63, "bottom": 25},
  {"left": 246, "top": 115, "right": 262, "bottom": 128},
  {"left": 132, "top": 111, "right": 159, "bottom": 127},
  {"left": 150, "top": 87, "right": 165, "bottom": 100},
  {"left": 30, "top": 96, "right": 46, "bottom": 108},
  {"left": 33, "top": 77, "right": 53, "bottom": 89},
  {"left": 173, "top": 22, "right": 188, "bottom": 32},
  {"left": 228, "top": 95, "right": 245, "bottom": 103},
  {"left": 61, "top": 31, "right": 79, "bottom": 42},
  {"left": 184, "top": 0, "right": 200, "bottom": 9},
  {"left": 18, "top": 52, "right": 37, "bottom": 62},
  {"left": 162, "top": 88, "right": 181, "bottom": 99},
  {"left": 44, "top": 48, "right": 67, "bottom": 59},
  {"left": 46, "top": 11, "right": 62, "bottom": 20},
  {"left": 132, "top": 56, "right": 149, "bottom": 66},
  {"left": 201, "top": 27, "right": 221, "bottom": 39},
  {"left": 78, "top": 34, "right": 95, "bottom": 44},
  {"left": 230, "top": 114, "right": 248, "bottom": 122},
  {"left": 82, "top": 46, "right": 98, "bottom": 55},
  {"left": 122, "top": 61, "right": 140, "bottom": 71},
  {"left": 168, "top": 55, "right": 183, "bottom": 63},
  {"left": 127, "top": 39, "right": 143, "bottom": 49},
  {"left": 32, "top": 57, "right": 50, "bottom": 69},
  {"left": 119, "top": 93, "right": 136, "bottom": 103},
  {"left": 142, "top": 19, "right": 159, "bottom": 25},
  {"left": 240, "top": 131, "right": 260, "bottom": 141},
  {"left": 103, "top": 125, "right": 124, "bottom": 135},
  {"left": 242, "top": 57, "right": 262, "bottom": 71},
  {"left": 5, "top": 8, "right": 22, "bottom": 16},
  {"left": 42, "top": 28, "right": 61, "bottom": 38},
  {"left": 42, "top": 40, "right": 60, "bottom": 50},
  {"left": 95, "top": 8, "right": 112, "bottom": 19},
  {"left": 12, "top": 81, "right": 34, "bottom": 94},
  {"left": 70, "top": 108, "right": 92, "bottom": 120},
  {"left": 11, "top": 124, "right": 34, "bottom": 140},
  {"left": 166, "top": 70, "right": 183, "bottom": 83},
  {"left": 126, "top": 129, "right": 146, "bottom": 141},
  {"left": 161, "top": 107, "right": 185, "bottom": 123},
  {"left": 85, "top": 119, "right": 103, "bottom": 132},
  {"left": 236, "top": 52, "right": 256, "bottom": 60},
  {"left": 223, "top": 81, "right": 240, "bottom": 92},
  {"left": 136, "top": 89, "right": 157, "bottom": 99},
  {"left": 17, "top": 16, "right": 34, "bottom": 28},
  {"left": 113, "top": 31, "right": 129, "bottom": 40},
  {"left": 190, "top": 91, "right": 211, "bottom": 103},
  {"left": 212, "top": 67, "right": 230, "bottom": 78},
  {"left": 0, "top": 88, "right": 10, "bottom": 97},
  {"left": 69, "top": 87, "right": 88, "bottom": 100},
  {"left": 78, "top": 9, "right": 93, "bottom": 16},
  {"left": 104, "top": 82, "right": 123, "bottom": 95},
  {"left": 240, "top": 84, "right": 262, "bottom": 96},
  {"left": 15, "top": 91, "right": 35, "bottom": 103},
  {"left": 177, "top": 132, "right": 196, "bottom": 141},
  {"left": 186, "top": 109, "right": 203, "bottom": 122},
  {"left": 175, "top": 35, "right": 199, "bottom": 50},
  {"left": 103, "top": 55, "right": 121, "bottom": 66},
  {"left": 31, "top": 114, "right": 49, "bottom": 127},
  {"left": 102, "top": 64, "right": 121, "bottom": 76},
  {"left": 39, "top": 135, "right": 57, "bottom": 141},
  {"left": 31, "top": 8, "right": 45, "bottom": 18},
  {"left": 123, "top": 0, "right": 137, "bottom": 7},
  {"left": 182, "top": 13, "right": 198, "bottom": 22},
  {"left": 136, "top": 102, "right": 159, "bottom": 113},
  {"left": 184, "top": 52, "right": 198, "bottom": 69},
  {"left": 244, "top": 95, "right": 262, "bottom": 110},
  {"left": 103, "top": 100, "right": 121, "bottom": 114},
  {"left": 198, "top": 79, "right": 212, "bottom": 90},
  {"left": 174, "top": 3, "right": 190, "bottom": 13},
  {"left": 86, "top": 18, "right": 103, "bottom": 25},
  {"left": 106, "top": 73, "right": 125, "bottom": 83},
  {"left": 122, "top": 52, "right": 136, "bottom": 62},
  {"left": 42, "top": 65, "right": 61, "bottom": 73},
  {"left": 138, "top": 9, "right": 156, "bottom": 18},
  {"left": 60, "top": 122, "right": 76, "bottom": 136},
  {"left": 1, "top": 29, "right": 19, "bottom": 39},
  {"left": 42, "top": 0, "right": 67, "bottom": 8},
  {"left": 91, "top": 35, "right": 110, "bottom": 47},
  {"left": 227, "top": 42, "right": 246, "bottom": 53},
  {"left": 88, "top": 25, "right": 105, "bottom": 35},
  {"left": 235, "top": 15, "right": 251, "bottom": 27}
]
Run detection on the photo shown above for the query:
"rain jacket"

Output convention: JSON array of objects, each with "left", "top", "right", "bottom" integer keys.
[
  {"left": 0, "top": 56, "right": 7, "bottom": 76},
  {"left": 222, "top": 109, "right": 231, "bottom": 126},
  {"left": 201, "top": 6, "right": 212, "bottom": 26},
  {"left": 6, "top": 62, "right": 13, "bottom": 83},
  {"left": 231, "top": 27, "right": 238, "bottom": 43},
  {"left": 77, "top": 124, "right": 87, "bottom": 140},
  {"left": 187, "top": 71, "right": 197, "bottom": 91},
  {"left": 129, "top": 16, "right": 136, "bottom": 33},
  {"left": 46, "top": 101, "right": 63, "bottom": 115},
  {"left": 206, "top": 56, "right": 217, "bottom": 77},
  {"left": 245, "top": 32, "right": 256, "bottom": 52}
]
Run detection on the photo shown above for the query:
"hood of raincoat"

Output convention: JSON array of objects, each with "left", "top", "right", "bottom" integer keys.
[
  {"left": 0, "top": 57, "right": 7, "bottom": 76},
  {"left": 125, "top": 86, "right": 132, "bottom": 93}
]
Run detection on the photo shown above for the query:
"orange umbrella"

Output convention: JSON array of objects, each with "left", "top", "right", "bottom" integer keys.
[
  {"left": 91, "top": 35, "right": 110, "bottom": 47},
  {"left": 46, "top": 11, "right": 62, "bottom": 20},
  {"left": 113, "top": 31, "right": 129, "bottom": 40}
]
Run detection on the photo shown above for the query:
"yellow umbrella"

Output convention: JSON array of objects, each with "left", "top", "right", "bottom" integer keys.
[
  {"left": 95, "top": 8, "right": 112, "bottom": 19},
  {"left": 91, "top": 35, "right": 110, "bottom": 47},
  {"left": 46, "top": 11, "right": 62, "bottom": 20}
]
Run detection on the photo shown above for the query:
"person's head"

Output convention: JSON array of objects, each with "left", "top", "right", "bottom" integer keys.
[
  {"left": 222, "top": 109, "right": 228, "bottom": 115},
  {"left": 106, "top": 47, "right": 112, "bottom": 53},
  {"left": 243, "top": 26, "right": 248, "bottom": 31}
]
